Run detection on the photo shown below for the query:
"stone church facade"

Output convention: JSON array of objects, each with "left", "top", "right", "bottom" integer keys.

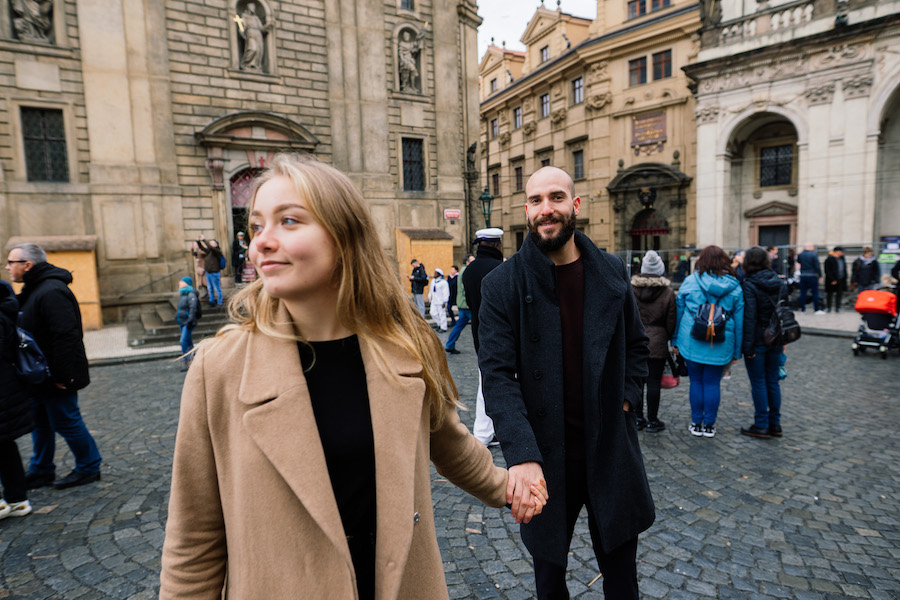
[
  {"left": 685, "top": 0, "right": 900, "bottom": 249},
  {"left": 0, "top": 0, "right": 482, "bottom": 321}
]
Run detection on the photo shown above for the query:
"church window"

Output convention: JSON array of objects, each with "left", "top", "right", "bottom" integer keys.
[
  {"left": 21, "top": 107, "right": 68, "bottom": 182},
  {"left": 760, "top": 144, "right": 793, "bottom": 187},
  {"left": 402, "top": 138, "right": 425, "bottom": 191}
]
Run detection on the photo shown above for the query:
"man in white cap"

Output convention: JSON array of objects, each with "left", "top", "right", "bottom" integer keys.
[
  {"left": 462, "top": 227, "right": 505, "bottom": 446},
  {"left": 428, "top": 267, "right": 450, "bottom": 332}
]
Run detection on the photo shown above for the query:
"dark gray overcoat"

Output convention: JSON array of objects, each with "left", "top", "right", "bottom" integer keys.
[{"left": 478, "top": 231, "right": 655, "bottom": 562}]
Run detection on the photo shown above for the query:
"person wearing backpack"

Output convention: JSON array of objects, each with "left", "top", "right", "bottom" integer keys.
[
  {"left": 175, "top": 277, "right": 201, "bottom": 372},
  {"left": 196, "top": 235, "right": 224, "bottom": 307},
  {"left": 673, "top": 245, "right": 744, "bottom": 438},
  {"left": 739, "top": 247, "right": 789, "bottom": 439}
]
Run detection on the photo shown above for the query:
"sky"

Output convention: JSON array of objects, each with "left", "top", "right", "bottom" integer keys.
[{"left": 476, "top": 0, "right": 597, "bottom": 62}]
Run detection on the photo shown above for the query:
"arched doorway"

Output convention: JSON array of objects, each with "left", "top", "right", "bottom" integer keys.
[
  {"left": 631, "top": 208, "right": 670, "bottom": 252},
  {"left": 724, "top": 113, "right": 799, "bottom": 248},
  {"left": 230, "top": 167, "right": 264, "bottom": 237},
  {"left": 876, "top": 86, "right": 900, "bottom": 241}
]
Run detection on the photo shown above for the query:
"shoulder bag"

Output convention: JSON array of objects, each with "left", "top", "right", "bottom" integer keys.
[
  {"left": 15, "top": 327, "right": 51, "bottom": 385},
  {"left": 689, "top": 289, "right": 729, "bottom": 345}
]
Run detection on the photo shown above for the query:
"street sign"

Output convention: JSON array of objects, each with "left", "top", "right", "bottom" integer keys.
[{"left": 443, "top": 209, "right": 461, "bottom": 220}]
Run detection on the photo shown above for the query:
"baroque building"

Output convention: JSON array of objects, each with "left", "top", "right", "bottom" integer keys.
[
  {"left": 478, "top": 1, "right": 701, "bottom": 257},
  {"left": 0, "top": 0, "right": 482, "bottom": 321},
  {"left": 684, "top": 0, "right": 900, "bottom": 248}
]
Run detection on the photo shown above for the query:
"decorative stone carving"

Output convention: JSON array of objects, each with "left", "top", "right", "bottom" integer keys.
[
  {"left": 695, "top": 104, "right": 719, "bottom": 124},
  {"left": 805, "top": 82, "right": 834, "bottom": 106},
  {"left": 499, "top": 132, "right": 510, "bottom": 145},
  {"left": 522, "top": 121, "right": 536, "bottom": 136},
  {"left": 842, "top": 74, "right": 873, "bottom": 99},
  {"left": 467, "top": 143, "right": 477, "bottom": 172},
  {"left": 398, "top": 27, "right": 427, "bottom": 93},
  {"left": 499, "top": 110, "right": 508, "bottom": 123},
  {"left": 587, "top": 60, "right": 609, "bottom": 83},
  {"left": 585, "top": 92, "right": 612, "bottom": 111},
  {"left": 552, "top": 83, "right": 562, "bottom": 98},
  {"left": 550, "top": 108, "right": 567, "bottom": 124},
  {"left": 11, "top": 0, "right": 54, "bottom": 43},
  {"left": 236, "top": 2, "right": 273, "bottom": 72}
]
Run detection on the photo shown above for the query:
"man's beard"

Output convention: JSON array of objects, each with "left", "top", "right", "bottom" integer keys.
[{"left": 527, "top": 208, "right": 577, "bottom": 254}]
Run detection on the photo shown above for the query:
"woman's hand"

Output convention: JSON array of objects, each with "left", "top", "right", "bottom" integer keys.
[
  {"left": 672, "top": 346, "right": 679, "bottom": 357},
  {"left": 525, "top": 478, "right": 548, "bottom": 523}
]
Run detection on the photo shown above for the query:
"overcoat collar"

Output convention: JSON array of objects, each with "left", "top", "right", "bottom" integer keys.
[{"left": 236, "top": 305, "right": 425, "bottom": 597}]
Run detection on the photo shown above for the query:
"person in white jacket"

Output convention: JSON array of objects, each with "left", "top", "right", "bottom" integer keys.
[{"left": 429, "top": 268, "right": 450, "bottom": 332}]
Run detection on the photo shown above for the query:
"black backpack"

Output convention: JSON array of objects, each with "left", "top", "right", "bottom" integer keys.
[
  {"left": 762, "top": 288, "right": 800, "bottom": 347},
  {"left": 690, "top": 290, "right": 730, "bottom": 345}
]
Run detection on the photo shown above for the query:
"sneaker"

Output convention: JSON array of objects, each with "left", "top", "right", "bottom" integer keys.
[
  {"left": 689, "top": 423, "right": 703, "bottom": 437},
  {"left": 778, "top": 366, "right": 788, "bottom": 380},
  {"left": 0, "top": 500, "right": 31, "bottom": 519},
  {"left": 486, "top": 436, "right": 500, "bottom": 448},
  {"left": 702, "top": 424, "right": 716, "bottom": 438},
  {"left": 646, "top": 419, "right": 666, "bottom": 433},
  {"left": 740, "top": 424, "right": 771, "bottom": 438},
  {"left": 814, "top": 309, "right": 826, "bottom": 315},
  {"left": 636, "top": 416, "right": 647, "bottom": 431}
]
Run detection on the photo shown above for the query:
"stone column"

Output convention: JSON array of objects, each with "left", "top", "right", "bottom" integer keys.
[{"left": 694, "top": 120, "right": 718, "bottom": 246}]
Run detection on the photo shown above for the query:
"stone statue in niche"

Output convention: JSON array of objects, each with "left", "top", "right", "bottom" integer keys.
[
  {"left": 236, "top": 2, "right": 272, "bottom": 72},
  {"left": 398, "top": 28, "right": 426, "bottom": 93},
  {"left": 11, "top": 0, "right": 54, "bottom": 43}
]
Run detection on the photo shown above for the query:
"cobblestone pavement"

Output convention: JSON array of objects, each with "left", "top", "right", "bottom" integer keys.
[{"left": 0, "top": 329, "right": 897, "bottom": 599}]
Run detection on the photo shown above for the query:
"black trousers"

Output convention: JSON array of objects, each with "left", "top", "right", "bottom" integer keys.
[
  {"left": 533, "top": 461, "right": 639, "bottom": 600},
  {"left": 642, "top": 357, "right": 666, "bottom": 422},
  {"left": 0, "top": 439, "right": 27, "bottom": 503}
]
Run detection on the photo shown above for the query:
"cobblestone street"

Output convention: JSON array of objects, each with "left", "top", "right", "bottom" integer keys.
[{"left": 0, "top": 328, "right": 897, "bottom": 599}]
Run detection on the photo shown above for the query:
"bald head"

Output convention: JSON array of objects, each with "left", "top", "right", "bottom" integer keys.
[
  {"left": 804, "top": 242, "right": 815, "bottom": 251},
  {"left": 526, "top": 166, "right": 575, "bottom": 198}
]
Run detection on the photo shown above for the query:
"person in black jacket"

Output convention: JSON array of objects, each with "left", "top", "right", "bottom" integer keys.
[
  {"left": 739, "top": 247, "right": 789, "bottom": 439},
  {"left": 851, "top": 247, "right": 881, "bottom": 293},
  {"left": 196, "top": 235, "right": 224, "bottom": 306},
  {"left": 823, "top": 246, "right": 847, "bottom": 312},
  {"left": 408, "top": 259, "right": 428, "bottom": 318},
  {"left": 5, "top": 243, "right": 101, "bottom": 490},
  {"left": 0, "top": 282, "right": 33, "bottom": 518},
  {"left": 175, "top": 276, "right": 201, "bottom": 371},
  {"left": 446, "top": 265, "right": 459, "bottom": 326}
]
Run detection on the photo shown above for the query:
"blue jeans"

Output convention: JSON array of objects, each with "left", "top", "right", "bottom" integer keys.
[
  {"left": 206, "top": 272, "right": 222, "bottom": 305},
  {"left": 743, "top": 346, "right": 782, "bottom": 429},
  {"left": 445, "top": 309, "right": 471, "bottom": 350},
  {"left": 798, "top": 275, "right": 820, "bottom": 311},
  {"left": 685, "top": 359, "right": 725, "bottom": 426},
  {"left": 29, "top": 392, "right": 102, "bottom": 475},
  {"left": 180, "top": 324, "right": 195, "bottom": 363}
]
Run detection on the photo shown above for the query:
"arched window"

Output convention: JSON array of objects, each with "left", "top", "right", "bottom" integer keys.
[{"left": 230, "top": 168, "right": 264, "bottom": 235}]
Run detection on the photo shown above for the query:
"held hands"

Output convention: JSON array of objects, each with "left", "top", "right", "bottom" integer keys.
[{"left": 508, "top": 462, "right": 548, "bottom": 524}]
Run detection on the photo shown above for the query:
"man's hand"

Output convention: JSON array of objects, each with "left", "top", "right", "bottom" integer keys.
[{"left": 508, "top": 462, "right": 545, "bottom": 524}]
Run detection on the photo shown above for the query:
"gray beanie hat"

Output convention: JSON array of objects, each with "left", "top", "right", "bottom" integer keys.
[{"left": 641, "top": 250, "right": 665, "bottom": 276}]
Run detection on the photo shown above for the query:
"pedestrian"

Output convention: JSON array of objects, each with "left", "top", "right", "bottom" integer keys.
[
  {"left": 851, "top": 246, "right": 881, "bottom": 293},
  {"left": 823, "top": 246, "right": 848, "bottom": 312},
  {"left": 5, "top": 243, "right": 102, "bottom": 489},
  {"left": 196, "top": 235, "right": 224, "bottom": 306},
  {"left": 462, "top": 228, "right": 505, "bottom": 447},
  {"left": 232, "top": 231, "right": 248, "bottom": 285},
  {"left": 796, "top": 243, "right": 824, "bottom": 313},
  {"left": 732, "top": 250, "right": 746, "bottom": 281},
  {"left": 739, "top": 247, "right": 789, "bottom": 439},
  {"left": 631, "top": 250, "right": 676, "bottom": 433},
  {"left": 446, "top": 265, "right": 459, "bottom": 326},
  {"left": 159, "top": 154, "right": 547, "bottom": 600},
  {"left": 479, "top": 166, "right": 654, "bottom": 600},
  {"left": 428, "top": 268, "right": 449, "bottom": 332},
  {"left": 892, "top": 257, "right": 900, "bottom": 305},
  {"left": 0, "top": 281, "right": 33, "bottom": 519},
  {"left": 674, "top": 244, "right": 744, "bottom": 438},
  {"left": 408, "top": 258, "right": 428, "bottom": 318},
  {"left": 444, "top": 254, "right": 474, "bottom": 355},
  {"left": 175, "top": 276, "right": 201, "bottom": 371},
  {"left": 191, "top": 240, "right": 207, "bottom": 299}
]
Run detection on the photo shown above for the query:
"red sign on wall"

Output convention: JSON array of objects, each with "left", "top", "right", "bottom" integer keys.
[{"left": 443, "top": 209, "right": 461, "bottom": 220}]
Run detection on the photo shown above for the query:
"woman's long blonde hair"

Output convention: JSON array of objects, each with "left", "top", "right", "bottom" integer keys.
[{"left": 220, "top": 153, "right": 459, "bottom": 429}]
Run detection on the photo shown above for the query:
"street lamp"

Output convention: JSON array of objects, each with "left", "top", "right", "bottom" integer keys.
[{"left": 479, "top": 186, "right": 494, "bottom": 228}]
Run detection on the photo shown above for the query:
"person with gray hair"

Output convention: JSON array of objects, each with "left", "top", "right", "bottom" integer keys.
[{"left": 5, "top": 243, "right": 101, "bottom": 490}]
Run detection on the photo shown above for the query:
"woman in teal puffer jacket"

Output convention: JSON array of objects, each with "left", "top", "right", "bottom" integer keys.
[{"left": 674, "top": 245, "right": 744, "bottom": 438}]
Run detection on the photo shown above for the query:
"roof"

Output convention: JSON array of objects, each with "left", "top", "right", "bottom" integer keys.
[{"left": 398, "top": 228, "right": 454, "bottom": 240}]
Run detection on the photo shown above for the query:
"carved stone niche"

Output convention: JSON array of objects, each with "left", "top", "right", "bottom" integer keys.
[
  {"left": 230, "top": 0, "right": 277, "bottom": 75},
  {"left": 550, "top": 108, "right": 567, "bottom": 125},
  {"left": 394, "top": 23, "right": 428, "bottom": 95},
  {"left": 499, "top": 132, "right": 511, "bottom": 146},
  {"left": 522, "top": 121, "right": 536, "bottom": 136},
  {"left": 2, "top": 0, "right": 68, "bottom": 46},
  {"left": 586, "top": 92, "right": 612, "bottom": 111}
]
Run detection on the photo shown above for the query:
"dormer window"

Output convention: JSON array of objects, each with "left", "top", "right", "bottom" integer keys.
[
  {"left": 490, "top": 78, "right": 498, "bottom": 92},
  {"left": 401, "top": 0, "right": 414, "bottom": 10},
  {"left": 628, "top": 0, "right": 646, "bottom": 19},
  {"left": 540, "top": 46, "right": 550, "bottom": 63}
]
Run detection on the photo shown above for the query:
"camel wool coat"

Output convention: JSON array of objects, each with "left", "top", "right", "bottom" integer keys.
[{"left": 160, "top": 315, "right": 508, "bottom": 599}]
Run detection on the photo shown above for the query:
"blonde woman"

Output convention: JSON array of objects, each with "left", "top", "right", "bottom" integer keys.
[{"left": 160, "top": 154, "right": 547, "bottom": 600}]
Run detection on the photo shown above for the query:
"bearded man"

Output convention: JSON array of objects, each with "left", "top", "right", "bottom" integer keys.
[{"left": 477, "top": 166, "right": 654, "bottom": 599}]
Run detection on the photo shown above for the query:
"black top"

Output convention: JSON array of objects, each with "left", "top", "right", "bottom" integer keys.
[
  {"left": 299, "top": 335, "right": 377, "bottom": 599},
  {"left": 556, "top": 256, "right": 585, "bottom": 461},
  {"left": 463, "top": 244, "right": 504, "bottom": 351}
]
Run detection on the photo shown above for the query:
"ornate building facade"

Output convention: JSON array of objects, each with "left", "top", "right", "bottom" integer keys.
[
  {"left": 0, "top": 0, "right": 483, "bottom": 321},
  {"left": 685, "top": 0, "right": 900, "bottom": 248},
  {"left": 478, "top": 1, "right": 701, "bottom": 256}
]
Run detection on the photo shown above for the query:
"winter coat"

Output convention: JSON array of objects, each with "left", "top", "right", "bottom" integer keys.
[
  {"left": 196, "top": 240, "right": 222, "bottom": 274},
  {"left": 428, "top": 277, "right": 449, "bottom": 306},
  {"left": 409, "top": 264, "right": 428, "bottom": 294},
  {"left": 0, "top": 283, "right": 32, "bottom": 443},
  {"left": 631, "top": 274, "right": 677, "bottom": 359},
  {"left": 797, "top": 250, "right": 821, "bottom": 277},
  {"left": 674, "top": 271, "right": 744, "bottom": 366},
  {"left": 16, "top": 262, "right": 90, "bottom": 395},
  {"left": 741, "top": 269, "right": 789, "bottom": 355},
  {"left": 447, "top": 274, "right": 458, "bottom": 308},
  {"left": 478, "top": 231, "right": 654, "bottom": 561},
  {"left": 824, "top": 254, "right": 848, "bottom": 292},
  {"left": 160, "top": 304, "right": 507, "bottom": 599},
  {"left": 456, "top": 266, "right": 469, "bottom": 310},
  {"left": 462, "top": 245, "right": 503, "bottom": 352},
  {"left": 176, "top": 287, "right": 200, "bottom": 329},
  {"left": 852, "top": 256, "right": 880, "bottom": 288}
]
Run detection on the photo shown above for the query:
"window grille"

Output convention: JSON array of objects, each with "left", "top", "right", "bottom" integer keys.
[
  {"left": 402, "top": 138, "right": 425, "bottom": 191},
  {"left": 21, "top": 107, "right": 68, "bottom": 182},
  {"left": 760, "top": 145, "right": 793, "bottom": 187}
]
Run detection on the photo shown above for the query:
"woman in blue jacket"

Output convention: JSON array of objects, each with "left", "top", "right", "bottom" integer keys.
[{"left": 674, "top": 245, "right": 744, "bottom": 438}]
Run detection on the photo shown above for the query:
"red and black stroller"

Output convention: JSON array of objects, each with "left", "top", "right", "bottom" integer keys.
[{"left": 852, "top": 290, "right": 899, "bottom": 359}]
